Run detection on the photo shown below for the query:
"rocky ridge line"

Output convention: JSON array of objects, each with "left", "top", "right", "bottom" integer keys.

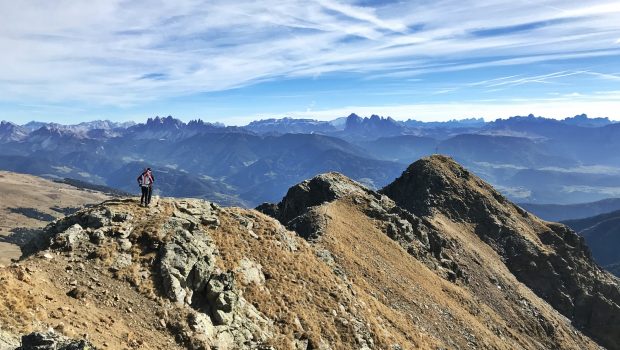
[{"left": 257, "top": 172, "right": 466, "bottom": 282}]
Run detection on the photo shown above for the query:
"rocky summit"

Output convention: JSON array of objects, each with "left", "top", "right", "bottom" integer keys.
[{"left": 0, "top": 155, "right": 618, "bottom": 349}]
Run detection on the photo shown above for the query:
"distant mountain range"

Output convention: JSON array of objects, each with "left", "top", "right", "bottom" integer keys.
[
  {"left": 563, "top": 210, "right": 620, "bottom": 277},
  {"left": 520, "top": 198, "right": 620, "bottom": 222},
  {"left": 1, "top": 113, "right": 619, "bottom": 207}
]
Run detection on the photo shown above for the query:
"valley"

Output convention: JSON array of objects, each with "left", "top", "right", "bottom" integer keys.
[
  {"left": 0, "top": 171, "right": 110, "bottom": 265},
  {"left": 1, "top": 114, "right": 620, "bottom": 208}
]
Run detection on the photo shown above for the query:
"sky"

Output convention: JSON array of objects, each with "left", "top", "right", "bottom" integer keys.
[{"left": 0, "top": 0, "right": 619, "bottom": 125}]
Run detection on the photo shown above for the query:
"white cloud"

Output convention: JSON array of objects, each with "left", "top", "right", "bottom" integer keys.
[{"left": 0, "top": 0, "right": 619, "bottom": 106}]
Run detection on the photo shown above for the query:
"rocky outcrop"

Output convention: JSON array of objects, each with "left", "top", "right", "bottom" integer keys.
[
  {"left": 31, "top": 199, "right": 273, "bottom": 350},
  {"left": 15, "top": 331, "right": 95, "bottom": 350},
  {"left": 258, "top": 172, "right": 375, "bottom": 225},
  {"left": 156, "top": 201, "right": 272, "bottom": 348},
  {"left": 382, "top": 155, "right": 620, "bottom": 349}
]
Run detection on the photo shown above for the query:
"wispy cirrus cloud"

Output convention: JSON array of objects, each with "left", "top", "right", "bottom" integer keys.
[{"left": 0, "top": 0, "right": 619, "bottom": 115}]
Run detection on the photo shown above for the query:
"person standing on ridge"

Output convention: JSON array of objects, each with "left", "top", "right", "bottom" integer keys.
[{"left": 137, "top": 167, "right": 155, "bottom": 206}]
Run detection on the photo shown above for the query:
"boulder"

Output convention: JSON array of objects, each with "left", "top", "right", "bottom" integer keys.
[
  {"left": 16, "top": 331, "right": 96, "bottom": 350},
  {"left": 53, "top": 224, "right": 86, "bottom": 250}
]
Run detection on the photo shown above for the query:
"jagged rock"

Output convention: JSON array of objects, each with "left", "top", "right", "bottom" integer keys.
[
  {"left": 67, "top": 286, "right": 88, "bottom": 299},
  {"left": 113, "top": 224, "right": 133, "bottom": 239},
  {"left": 189, "top": 312, "right": 216, "bottom": 339},
  {"left": 117, "top": 238, "right": 132, "bottom": 251},
  {"left": 264, "top": 172, "right": 375, "bottom": 224},
  {"left": 158, "top": 226, "right": 216, "bottom": 305},
  {"left": 53, "top": 224, "right": 86, "bottom": 251},
  {"left": 286, "top": 208, "right": 328, "bottom": 241},
  {"left": 16, "top": 331, "right": 96, "bottom": 350},
  {"left": 200, "top": 215, "right": 220, "bottom": 228},
  {"left": 255, "top": 203, "right": 279, "bottom": 219},
  {"left": 213, "top": 332, "right": 235, "bottom": 350},
  {"left": 80, "top": 208, "right": 112, "bottom": 229},
  {"left": 110, "top": 211, "right": 131, "bottom": 223},
  {"left": 91, "top": 228, "right": 107, "bottom": 244},
  {"left": 174, "top": 200, "right": 221, "bottom": 229}
]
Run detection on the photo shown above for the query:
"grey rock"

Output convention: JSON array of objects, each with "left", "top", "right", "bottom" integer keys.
[
  {"left": 213, "top": 309, "right": 235, "bottom": 326},
  {"left": 109, "top": 253, "right": 132, "bottom": 272},
  {"left": 117, "top": 238, "right": 132, "bottom": 251},
  {"left": 214, "top": 291, "right": 237, "bottom": 313},
  {"left": 91, "top": 228, "right": 107, "bottom": 245},
  {"left": 189, "top": 312, "right": 216, "bottom": 339},
  {"left": 114, "top": 224, "right": 133, "bottom": 239},
  {"left": 53, "top": 224, "right": 86, "bottom": 250},
  {"left": 158, "top": 224, "right": 216, "bottom": 305},
  {"left": 16, "top": 331, "right": 96, "bottom": 350},
  {"left": 236, "top": 258, "right": 265, "bottom": 286},
  {"left": 200, "top": 215, "right": 220, "bottom": 227}
]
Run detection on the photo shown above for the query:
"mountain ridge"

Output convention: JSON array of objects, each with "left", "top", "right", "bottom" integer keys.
[
  {"left": 2, "top": 156, "right": 618, "bottom": 349},
  {"left": 381, "top": 155, "right": 620, "bottom": 348}
]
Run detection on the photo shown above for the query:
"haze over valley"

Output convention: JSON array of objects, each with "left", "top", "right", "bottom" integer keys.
[{"left": 2, "top": 113, "right": 620, "bottom": 208}]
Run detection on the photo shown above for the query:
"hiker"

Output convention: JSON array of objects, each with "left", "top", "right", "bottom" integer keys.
[{"left": 137, "top": 167, "right": 155, "bottom": 206}]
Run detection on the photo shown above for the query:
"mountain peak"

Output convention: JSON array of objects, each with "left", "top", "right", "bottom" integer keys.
[
  {"left": 563, "top": 113, "right": 612, "bottom": 127},
  {"left": 343, "top": 113, "right": 405, "bottom": 138},
  {"left": 146, "top": 115, "right": 184, "bottom": 128},
  {"left": 0, "top": 121, "right": 28, "bottom": 142},
  {"left": 381, "top": 155, "right": 496, "bottom": 218},
  {"left": 381, "top": 155, "right": 620, "bottom": 348}
]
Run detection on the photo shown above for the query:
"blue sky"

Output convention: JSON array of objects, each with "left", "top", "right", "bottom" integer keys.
[{"left": 0, "top": 0, "right": 619, "bottom": 125}]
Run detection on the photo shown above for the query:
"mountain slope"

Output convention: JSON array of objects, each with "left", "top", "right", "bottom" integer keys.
[
  {"left": 259, "top": 172, "right": 606, "bottom": 349},
  {"left": 381, "top": 155, "right": 620, "bottom": 349},
  {"left": 0, "top": 171, "right": 110, "bottom": 265},
  {"left": 564, "top": 210, "right": 620, "bottom": 277},
  {"left": 1, "top": 163, "right": 613, "bottom": 349},
  {"left": 521, "top": 198, "right": 620, "bottom": 222},
  {"left": 0, "top": 122, "right": 28, "bottom": 143},
  {"left": 438, "top": 134, "right": 572, "bottom": 168}
]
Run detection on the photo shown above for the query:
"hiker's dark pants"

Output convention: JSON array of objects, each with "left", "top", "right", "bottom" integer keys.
[
  {"left": 141, "top": 186, "right": 150, "bottom": 204},
  {"left": 147, "top": 186, "right": 153, "bottom": 204}
]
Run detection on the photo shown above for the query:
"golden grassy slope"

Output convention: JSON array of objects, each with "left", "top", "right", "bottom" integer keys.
[{"left": 0, "top": 171, "right": 110, "bottom": 265}]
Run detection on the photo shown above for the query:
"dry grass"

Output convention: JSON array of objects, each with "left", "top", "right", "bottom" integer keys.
[
  {"left": 0, "top": 170, "right": 110, "bottom": 264},
  {"left": 0, "top": 257, "right": 182, "bottom": 349},
  {"left": 204, "top": 206, "right": 438, "bottom": 349},
  {"left": 211, "top": 210, "right": 355, "bottom": 348},
  {"left": 0, "top": 194, "right": 600, "bottom": 350}
]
